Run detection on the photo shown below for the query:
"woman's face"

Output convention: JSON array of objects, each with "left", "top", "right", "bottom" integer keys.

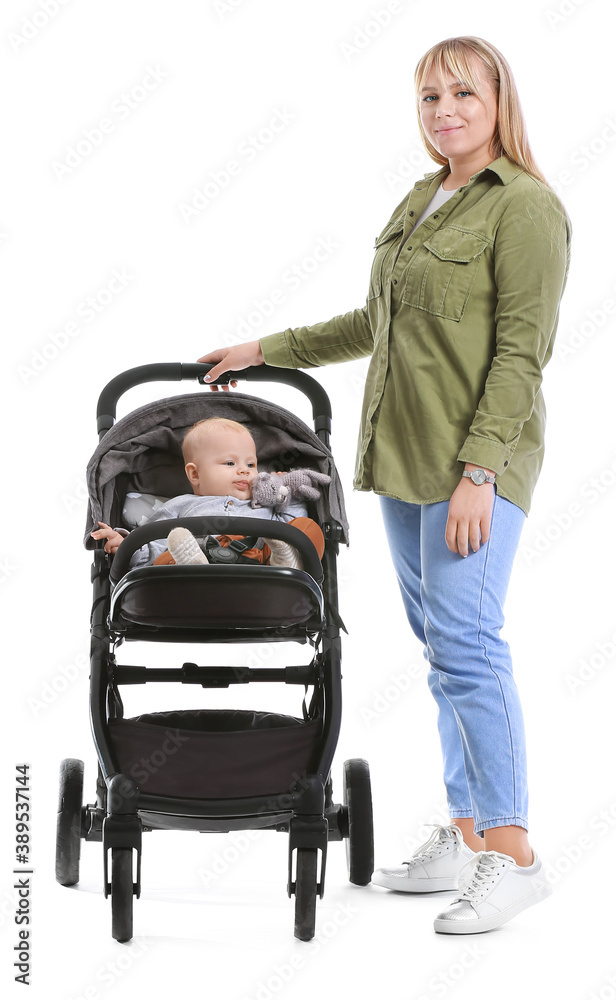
[{"left": 419, "top": 57, "right": 498, "bottom": 169}]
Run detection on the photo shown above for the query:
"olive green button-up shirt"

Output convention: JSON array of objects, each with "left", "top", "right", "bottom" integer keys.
[{"left": 260, "top": 157, "right": 571, "bottom": 516}]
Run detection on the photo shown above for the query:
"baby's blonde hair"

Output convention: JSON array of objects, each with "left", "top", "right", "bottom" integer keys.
[{"left": 182, "top": 417, "right": 254, "bottom": 463}]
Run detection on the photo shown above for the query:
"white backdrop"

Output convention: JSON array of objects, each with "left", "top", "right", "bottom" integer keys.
[{"left": 1, "top": 1, "right": 614, "bottom": 997}]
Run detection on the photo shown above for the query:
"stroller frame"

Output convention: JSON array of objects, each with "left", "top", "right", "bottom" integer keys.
[{"left": 56, "top": 363, "right": 373, "bottom": 943}]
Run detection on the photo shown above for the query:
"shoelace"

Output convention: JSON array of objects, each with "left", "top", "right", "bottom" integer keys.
[
  {"left": 454, "top": 850, "right": 512, "bottom": 902},
  {"left": 402, "top": 824, "right": 464, "bottom": 867}
]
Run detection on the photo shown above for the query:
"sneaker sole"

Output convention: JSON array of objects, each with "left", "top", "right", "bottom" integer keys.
[
  {"left": 372, "top": 873, "right": 461, "bottom": 893},
  {"left": 433, "top": 881, "right": 553, "bottom": 933}
]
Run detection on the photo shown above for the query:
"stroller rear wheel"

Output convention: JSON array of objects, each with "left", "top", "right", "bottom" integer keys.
[
  {"left": 342, "top": 758, "right": 374, "bottom": 886},
  {"left": 56, "top": 759, "right": 84, "bottom": 887},
  {"left": 293, "top": 848, "right": 318, "bottom": 942},
  {"left": 111, "top": 849, "right": 134, "bottom": 943}
]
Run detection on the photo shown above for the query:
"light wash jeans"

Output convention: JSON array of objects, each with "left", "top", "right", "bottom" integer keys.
[{"left": 379, "top": 491, "right": 528, "bottom": 837}]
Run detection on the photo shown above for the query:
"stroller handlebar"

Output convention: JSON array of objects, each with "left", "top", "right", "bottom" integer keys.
[
  {"left": 96, "top": 363, "right": 332, "bottom": 441},
  {"left": 108, "top": 515, "right": 325, "bottom": 586}
]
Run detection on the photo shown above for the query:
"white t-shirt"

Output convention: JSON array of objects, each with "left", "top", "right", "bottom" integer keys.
[{"left": 410, "top": 183, "right": 458, "bottom": 233}]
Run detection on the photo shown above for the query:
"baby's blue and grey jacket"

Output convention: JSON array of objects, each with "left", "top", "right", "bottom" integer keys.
[{"left": 126, "top": 493, "right": 308, "bottom": 569}]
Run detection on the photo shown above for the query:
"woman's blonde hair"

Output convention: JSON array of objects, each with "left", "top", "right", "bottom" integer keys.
[{"left": 414, "top": 36, "right": 548, "bottom": 186}]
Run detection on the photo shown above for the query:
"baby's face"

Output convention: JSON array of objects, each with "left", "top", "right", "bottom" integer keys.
[{"left": 185, "top": 428, "right": 258, "bottom": 500}]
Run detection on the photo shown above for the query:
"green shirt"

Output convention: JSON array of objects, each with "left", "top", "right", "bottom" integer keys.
[{"left": 260, "top": 156, "right": 571, "bottom": 516}]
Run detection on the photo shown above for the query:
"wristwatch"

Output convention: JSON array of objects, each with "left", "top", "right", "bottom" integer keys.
[{"left": 462, "top": 469, "right": 496, "bottom": 486}]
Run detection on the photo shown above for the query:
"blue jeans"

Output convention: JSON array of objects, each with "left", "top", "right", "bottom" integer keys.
[{"left": 379, "top": 492, "right": 528, "bottom": 837}]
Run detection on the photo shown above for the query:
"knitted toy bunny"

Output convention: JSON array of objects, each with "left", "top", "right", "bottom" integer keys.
[{"left": 251, "top": 469, "right": 331, "bottom": 512}]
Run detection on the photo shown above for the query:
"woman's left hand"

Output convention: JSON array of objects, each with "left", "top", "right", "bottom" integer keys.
[{"left": 445, "top": 478, "right": 495, "bottom": 557}]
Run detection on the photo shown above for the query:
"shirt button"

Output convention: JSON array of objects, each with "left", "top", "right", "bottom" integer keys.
[
  {"left": 393, "top": 279, "right": 398, "bottom": 284},
  {"left": 434, "top": 214, "right": 439, "bottom": 219},
  {"left": 409, "top": 211, "right": 415, "bottom": 216}
]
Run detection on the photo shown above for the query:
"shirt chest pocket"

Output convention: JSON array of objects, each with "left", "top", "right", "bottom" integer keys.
[
  {"left": 401, "top": 228, "right": 489, "bottom": 321},
  {"left": 368, "top": 220, "right": 404, "bottom": 299}
]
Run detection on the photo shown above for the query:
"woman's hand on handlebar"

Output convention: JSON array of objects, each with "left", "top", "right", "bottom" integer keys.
[{"left": 197, "top": 341, "right": 265, "bottom": 391}]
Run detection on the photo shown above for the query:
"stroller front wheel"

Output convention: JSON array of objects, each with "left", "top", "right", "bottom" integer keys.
[
  {"left": 111, "top": 849, "right": 134, "bottom": 942},
  {"left": 293, "top": 849, "right": 318, "bottom": 942}
]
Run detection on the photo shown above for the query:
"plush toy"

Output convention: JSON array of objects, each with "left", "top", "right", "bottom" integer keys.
[{"left": 250, "top": 469, "right": 331, "bottom": 512}]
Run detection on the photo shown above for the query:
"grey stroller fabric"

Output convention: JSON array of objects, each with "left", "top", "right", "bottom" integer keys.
[{"left": 84, "top": 391, "right": 349, "bottom": 549}]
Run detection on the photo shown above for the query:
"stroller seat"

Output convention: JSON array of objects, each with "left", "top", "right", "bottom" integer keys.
[{"left": 86, "top": 386, "right": 339, "bottom": 639}]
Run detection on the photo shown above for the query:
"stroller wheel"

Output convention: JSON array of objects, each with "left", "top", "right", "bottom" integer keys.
[
  {"left": 111, "top": 849, "right": 134, "bottom": 942},
  {"left": 293, "top": 849, "right": 318, "bottom": 942},
  {"left": 342, "top": 759, "right": 374, "bottom": 886},
  {"left": 56, "top": 759, "right": 84, "bottom": 887}
]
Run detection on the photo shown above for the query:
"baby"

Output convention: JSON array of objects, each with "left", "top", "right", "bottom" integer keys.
[{"left": 91, "top": 417, "right": 325, "bottom": 569}]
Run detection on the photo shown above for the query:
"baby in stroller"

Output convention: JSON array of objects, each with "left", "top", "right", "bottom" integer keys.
[{"left": 91, "top": 416, "right": 327, "bottom": 570}]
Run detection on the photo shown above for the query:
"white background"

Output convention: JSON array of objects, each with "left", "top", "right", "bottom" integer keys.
[{"left": 1, "top": 1, "right": 615, "bottom": 997}]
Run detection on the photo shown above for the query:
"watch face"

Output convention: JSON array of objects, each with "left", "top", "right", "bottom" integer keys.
[{"left": 471, "top": 469, "right": 486, "bottom": 484}]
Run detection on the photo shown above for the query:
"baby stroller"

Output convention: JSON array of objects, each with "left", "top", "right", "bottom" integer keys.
[{"left": 55, "top": 362, "right": 374, "bottom": 942}]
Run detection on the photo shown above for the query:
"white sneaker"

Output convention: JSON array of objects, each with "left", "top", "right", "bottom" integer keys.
[
  {"left": 433, "top": 848, "right": 552, "bottom": 933},
  {"left": 371, "top": 824, "right": 476, "bottom": 892}
]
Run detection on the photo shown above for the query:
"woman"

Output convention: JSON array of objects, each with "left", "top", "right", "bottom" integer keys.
[{"left": 198, "top": 36, "right": 571, "bottom": 934}]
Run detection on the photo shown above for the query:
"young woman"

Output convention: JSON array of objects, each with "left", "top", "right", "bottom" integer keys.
[{"left": 198, "top": 36, "right": 571, "bottom": 934}]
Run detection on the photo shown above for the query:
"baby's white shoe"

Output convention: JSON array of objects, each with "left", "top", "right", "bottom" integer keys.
[
  {"left": 264, "top": 536, "right": 302, "bottom": 569},
  {"left": 167, "top": 528, "right": 208, "bottom": 565}
]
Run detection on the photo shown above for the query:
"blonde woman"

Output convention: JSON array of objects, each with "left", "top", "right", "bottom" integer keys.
[{"left": 199, "top": 36, "right": 571, "bottom": 934}]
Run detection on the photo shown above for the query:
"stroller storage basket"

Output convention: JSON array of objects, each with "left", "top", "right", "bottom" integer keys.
[{"left": 108, "top": 709, "right": 323, "bottom": 799}]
